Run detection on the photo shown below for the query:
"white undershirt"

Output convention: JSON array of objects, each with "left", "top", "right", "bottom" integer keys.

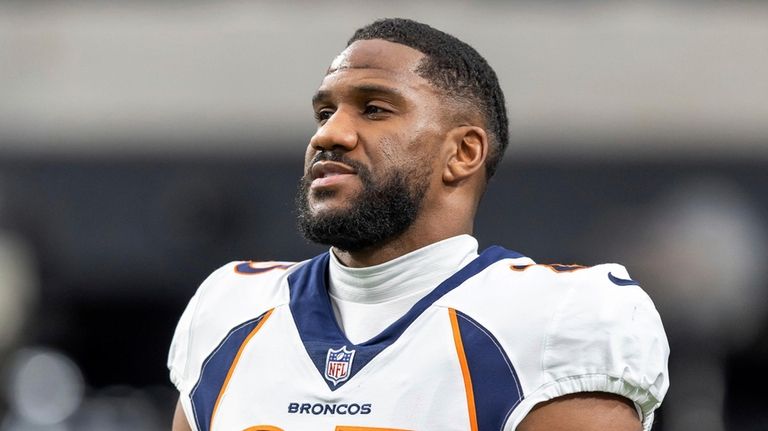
[{"left": 328, "top": 235, "right": 479, "bottom": 344}]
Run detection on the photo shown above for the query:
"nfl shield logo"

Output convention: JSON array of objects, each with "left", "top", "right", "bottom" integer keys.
[{"left": 324, "top": 345, "right": 355, "bottom": 386}]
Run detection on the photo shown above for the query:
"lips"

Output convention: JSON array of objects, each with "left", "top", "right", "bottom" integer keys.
[
  {"left": 310, "top": 161, "right": 357, "bottom": 188},
  {"left": 311, "top": 161, "right": 357, "bottom": 179}
]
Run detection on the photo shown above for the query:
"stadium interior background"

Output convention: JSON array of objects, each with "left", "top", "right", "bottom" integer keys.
[{"left": 0, "top": 2, "right": 766, "bottom": 430}]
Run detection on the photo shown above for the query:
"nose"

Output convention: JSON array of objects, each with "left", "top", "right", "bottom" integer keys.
[{"left": 309, "top": 108, "right": 358, "bottom": 152}]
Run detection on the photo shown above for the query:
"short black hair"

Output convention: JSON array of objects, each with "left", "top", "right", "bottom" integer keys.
[{"left": 348, "top": 18, "right": 508, "bottom": 180}]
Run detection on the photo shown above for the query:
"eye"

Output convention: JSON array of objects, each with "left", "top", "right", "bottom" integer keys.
[
  {"left": 363, "top": 104, "right": 390, "bottom": 118},
  {"left": 314, "top": 109, "right": 334, "bottom": 124}
]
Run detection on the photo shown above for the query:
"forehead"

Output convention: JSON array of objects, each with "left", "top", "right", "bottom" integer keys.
[
  {"left": 316, "top": 39, "right": 434, "bottom": 96},
  {"left": 328, "top": 39, "right": 425, "bottom": 75}
]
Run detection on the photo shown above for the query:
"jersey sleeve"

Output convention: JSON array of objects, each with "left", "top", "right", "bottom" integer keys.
[
  {"left": 167, "top": 260, "right": 296, "bottom": 431},
  {"left": 167, "top": 263, "right": 231, "bottom": 394},
  {"left": 507, "top": 264, "right": 669, "bottom": 431}
]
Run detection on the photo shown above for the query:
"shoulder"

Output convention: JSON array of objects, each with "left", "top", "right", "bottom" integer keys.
[
  {"left": 186, "top": 260, "right": 300, "bottom": 334},
  {"left": 167, "top": 259, "right": 304, "bottom": 393},
  {"left": 193, "top": 260, "right": 299, "bottom": 316},
  {"left": 440, "top": 256, "right": 669, "bottom": 431},
  {"left": 442, "top": 255, "right": 651, "bottom": 325},
  {"left": 444, "top": 257, "right": 658, "bottom": 324}
]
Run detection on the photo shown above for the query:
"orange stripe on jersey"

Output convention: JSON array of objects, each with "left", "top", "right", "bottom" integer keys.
[
  {"left": 210, "top": 308, "right": 274, "bottom": 431},
  {"left": 335, "top": 427, "right": 413, "bottom": 431},
  {"left": 449, "top": 308, "right": 478, "bottom": 431},
  {"left": 242, "top": 427, "right": 284, "bottom": 431},
  {"left": 234, "top": 261, "right": 294, "bottom": 275}
]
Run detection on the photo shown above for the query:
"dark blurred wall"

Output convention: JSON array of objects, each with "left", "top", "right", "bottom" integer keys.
[{"left": 0, "top": 153, "right": 766, "bottom": 429}]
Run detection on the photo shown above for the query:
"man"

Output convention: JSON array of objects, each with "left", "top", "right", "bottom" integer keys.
[{"left": 169, "top": 18, "right": 669, "bottom": 431}]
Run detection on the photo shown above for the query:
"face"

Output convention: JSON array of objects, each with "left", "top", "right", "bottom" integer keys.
[{"left": 296, "top": 39, "right": 448, "bottom": 251}]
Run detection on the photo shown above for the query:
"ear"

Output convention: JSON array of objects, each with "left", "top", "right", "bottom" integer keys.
[{"left": 443, "top": 125, "right": 488, "bottom": 184}]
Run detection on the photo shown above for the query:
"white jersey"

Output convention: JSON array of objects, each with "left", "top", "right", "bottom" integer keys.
[{"left": 168, "top": 246, "right": 669, "bottom": 431}]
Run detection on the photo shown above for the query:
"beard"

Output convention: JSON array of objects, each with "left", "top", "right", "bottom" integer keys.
[{"left": 296, "top": 153, "right": 431, "bottom": 252}]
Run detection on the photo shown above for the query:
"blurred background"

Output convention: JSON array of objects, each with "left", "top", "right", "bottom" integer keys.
[{"left": 0, "top": 1, "right": 766, "bottom": 430}]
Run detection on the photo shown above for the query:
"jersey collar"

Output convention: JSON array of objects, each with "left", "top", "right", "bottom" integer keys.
[{"left": 287, "top": 245, "right": 525, "bottom": 390}]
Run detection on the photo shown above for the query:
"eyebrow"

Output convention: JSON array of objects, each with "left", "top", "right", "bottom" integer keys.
[{"left": 312, "top": 83, "right": 406, "bottom": 106}]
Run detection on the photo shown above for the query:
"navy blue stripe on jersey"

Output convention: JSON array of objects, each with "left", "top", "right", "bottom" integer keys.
[
  {"left": 608, "top": 272, "right": 640, "bottom": 286},
  {"left": 189, "top": 311, "right": 270, "bottom": 431},
  {"left": 287, "top": 245, "right": 525, "bottom": 391},
  {"left": 454, "top": 310, "right": 523, "bottom": 430}
]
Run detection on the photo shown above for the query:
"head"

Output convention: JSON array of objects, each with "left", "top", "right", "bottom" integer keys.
[
  {"left": 297, "top": 18, "right": 508, "bottom": 255},
  {"left": 347, "top": 18, "right": 509, "bottom": 178}
]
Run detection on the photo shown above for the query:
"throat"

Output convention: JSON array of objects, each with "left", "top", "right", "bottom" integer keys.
[{"left": 327, "top": 234, "right": 479, "bottom": 343}]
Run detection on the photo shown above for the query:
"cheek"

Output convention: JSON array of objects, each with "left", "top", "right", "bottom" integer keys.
[
  {"left": 376, "top": 135, "right": 401, "bottom": 165},
  {"left": 374, "top": 134, "right": 437, "bottom": 182},
  {"left": 376, "top": 127, "right": 432, "bottom": 162}
]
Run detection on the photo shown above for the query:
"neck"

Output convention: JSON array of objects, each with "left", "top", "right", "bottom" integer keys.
[
  {"left": 333, "top": 216, "right": 474, "bottom": 268},
  {"left": 332, "top": 179, "right": 482, "bottom": 268}
]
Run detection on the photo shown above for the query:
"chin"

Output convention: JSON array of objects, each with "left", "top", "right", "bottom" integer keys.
[
  {"left": 309, "top": 200, "right": 353, "bottom": 219},
  {"left": 309, "top": 191, "right": 359, "bottom": 213}
]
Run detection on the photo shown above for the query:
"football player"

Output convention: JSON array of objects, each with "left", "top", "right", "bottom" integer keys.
[{"left": 169, "top": 18, "right": 669, "bottom": 431}]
